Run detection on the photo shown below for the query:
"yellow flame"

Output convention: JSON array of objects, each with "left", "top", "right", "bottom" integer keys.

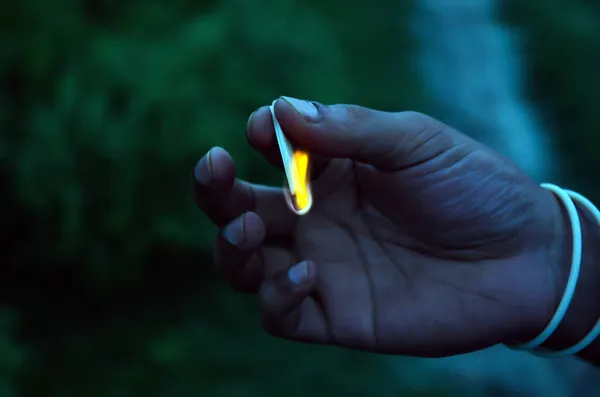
[{"left": 287, "top": 150, "right": 312, "bottom": 214}]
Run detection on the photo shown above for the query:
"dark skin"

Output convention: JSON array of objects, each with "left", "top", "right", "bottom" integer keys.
[{"left": 192, "top": 97, "right": 600, "bottom": 362}]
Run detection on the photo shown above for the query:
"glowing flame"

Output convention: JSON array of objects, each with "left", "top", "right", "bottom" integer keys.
[{"left": 284, "top": 150, "right": 313, "bottom": 215}]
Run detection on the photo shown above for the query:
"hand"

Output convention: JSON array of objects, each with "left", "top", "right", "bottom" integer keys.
[{"left": 192, "top": 97, "right": 565, "bottom": 357}]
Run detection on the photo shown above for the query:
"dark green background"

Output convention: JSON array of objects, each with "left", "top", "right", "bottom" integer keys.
[{"left": 1, "top": 0, "right": 598, "bottom": 395}]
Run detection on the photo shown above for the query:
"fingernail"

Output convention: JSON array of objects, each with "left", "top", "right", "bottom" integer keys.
[
  {"left": 288, "top": 261, "right": 308, "bottom": 285},
  {"left": 207, "top": 149, "right": 214, "bottom": 178},
  {"left": 223, "top": 215, "right": 246, "bottom": 247},
  {"left": 280, "top": 96, "right": 319, "bottom": 121},
  {"left": 246, "top": 110, "right": 257, "bottom": 132},
  {"left": 194, "top": 149, "right": 213, "bottom": 185}
]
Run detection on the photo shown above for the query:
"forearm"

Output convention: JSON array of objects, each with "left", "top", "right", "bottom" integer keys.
[{"left": 542, "top": 192, "right": 600, "bottom": 365}]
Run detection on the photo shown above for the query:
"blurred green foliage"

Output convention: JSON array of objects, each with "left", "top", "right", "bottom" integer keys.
[{"left": 0, "top": 0, "right": 598, "bottom": 395}]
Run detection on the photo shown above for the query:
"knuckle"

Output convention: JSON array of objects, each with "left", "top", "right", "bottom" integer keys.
[
  {"left": 397, "top": 111, "right": 447, "bottom": 139},
  {"left": 344, "top": 104, "right": 372, "bottom": 118},
  {"left": 398, "top": 110, "right": 434, "bottom": 126},
  {"left": 342, "top": 105, "right": 377, "bottom": 128},
  {"left": 215, "top": 248, "right": 263, "bottom": 294},
  {"left": 327, "top": 104, "right": 374, "bottom": 128},
  {"left": 259, "top": 290, "right": 279, "bottom": 335}
]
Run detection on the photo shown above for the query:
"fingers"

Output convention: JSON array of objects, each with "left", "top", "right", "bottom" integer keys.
[
  {"left": 216, "top": 220, "right": 330, "bottom": 342},
  {"left": 192, "top": 147, "right": 235, "bottom": 227},
  {"left": 192, "top": 146, "right": 294, "bottom": 235},
  {"left": 268, "top": 96, "right": 466, "bottom": 172},
  {"left": 259, "top": 260, "right": 330, "bottom": 342},
  {"left": 214, "top": 212, "right": 266, "bottom": 293},
  {"left": 213, "top": 211, "right": 294, "bottom": 294}
]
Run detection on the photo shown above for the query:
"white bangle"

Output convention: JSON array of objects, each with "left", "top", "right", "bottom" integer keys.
[
  {"left": 531, "top": 189, "right": 600, "bottom": 357},
  {"left": 510, "top": 183, "right": 582, "bottom": 351}
]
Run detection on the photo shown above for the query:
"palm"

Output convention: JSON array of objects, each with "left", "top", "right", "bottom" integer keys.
[{"left": 287, "top": 150, "right": 552, "bottom": 356}]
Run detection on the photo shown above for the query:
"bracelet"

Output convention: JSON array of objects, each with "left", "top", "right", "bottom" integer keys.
[
  {"left": 510, "top": 183, "right": 600, "bottom": 357},
  {"left": 510, "top": 183, "right": 582, "bottom": 352},
  {"left": 531, "top": 189, "right": 600, "bottom": 357}
]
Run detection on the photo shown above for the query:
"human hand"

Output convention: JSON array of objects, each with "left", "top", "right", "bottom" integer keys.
[{"left": 192, "top": 97, "right": 566, "bottom": 357}]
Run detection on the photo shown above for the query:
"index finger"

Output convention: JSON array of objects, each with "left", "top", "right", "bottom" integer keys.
[{"left": 192, "top": 146, "right": 295, "bottom": 237}]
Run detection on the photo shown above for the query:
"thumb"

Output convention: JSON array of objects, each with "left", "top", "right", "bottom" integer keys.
[{"left": 274, "top": 97, "right": 468, "bottom": 171}]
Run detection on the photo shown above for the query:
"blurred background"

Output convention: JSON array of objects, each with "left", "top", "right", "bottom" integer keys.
[{"left": 1, "top": 0, "right": 600, "bottom": 395}]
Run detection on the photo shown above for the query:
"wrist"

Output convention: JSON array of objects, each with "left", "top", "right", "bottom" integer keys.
[{"left": 539, "top": 188, "right": 600, "bottom": 362}]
